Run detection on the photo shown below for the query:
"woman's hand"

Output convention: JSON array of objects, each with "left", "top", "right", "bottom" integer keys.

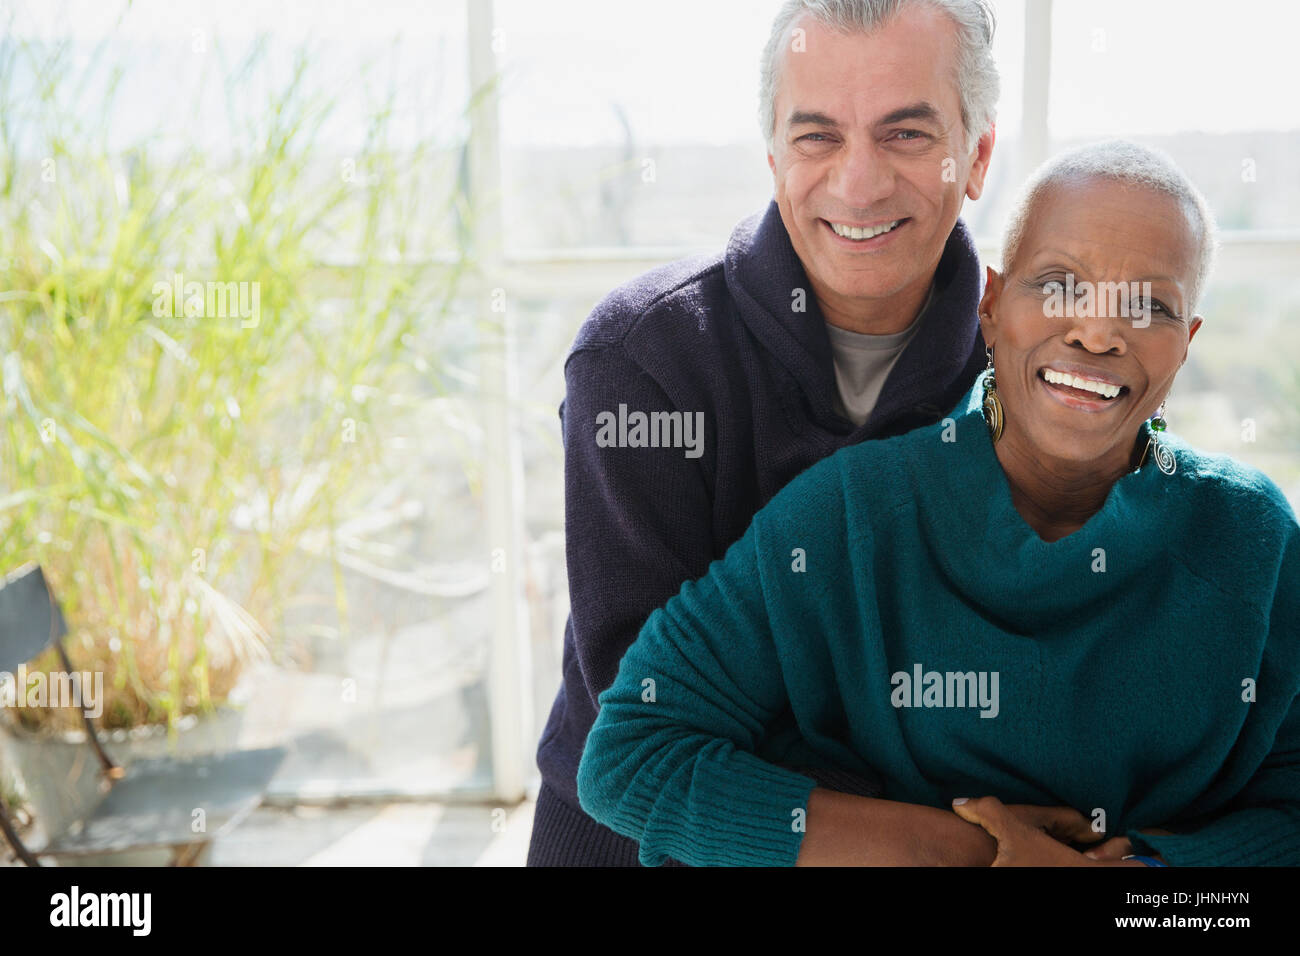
[
  {"left": 1083, "top": 828, "right": 1175, "bottom": 862},
  {"left": 952, "top": 796, "right": 1146, "bottom": 866},
  {"left": 795, "top": 789, "right": 1138, "bottom": 865}
]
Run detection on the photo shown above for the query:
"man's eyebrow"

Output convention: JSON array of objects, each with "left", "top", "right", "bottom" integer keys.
[
  {"left": 877, "top": 102, "right": 942, "bottom": 126},
  {"left": 787, "top": 109, "right": 840, "bottom": 129},
  {"left": 786, "top": 103, "right": 944, "bottom": 131}
]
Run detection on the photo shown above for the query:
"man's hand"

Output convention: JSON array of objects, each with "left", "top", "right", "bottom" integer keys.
[{"left": 952, "top": 796, "right": 1145, "bottom": 866}]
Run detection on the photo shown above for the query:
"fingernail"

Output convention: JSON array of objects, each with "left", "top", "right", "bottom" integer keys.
[
  {"left": 1084, "top": 851, "right": 1098, "bottom": 859},
  {"left": 952, "top": 797, "right": 969, "bottom": 805}
]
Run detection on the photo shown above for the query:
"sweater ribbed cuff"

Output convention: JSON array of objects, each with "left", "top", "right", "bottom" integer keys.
[
  {"left": 606, "top": 750, "right": 818, "bottom": 867},
  {"left": 1126, "top": 805, "right": 1300, "bottom": 866}
]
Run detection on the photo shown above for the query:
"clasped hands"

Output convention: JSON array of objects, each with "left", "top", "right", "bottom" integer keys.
[{"left": 951, "top": 796, "right": 1171, "bottom": 866}]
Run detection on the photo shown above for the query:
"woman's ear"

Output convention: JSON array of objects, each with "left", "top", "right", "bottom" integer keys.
[
  {"left": 978, "top": 266, "right": 1003, "bottom": 344},
  {"left": 1178, "top": 314, "right": 1204, "bottom": 368}
]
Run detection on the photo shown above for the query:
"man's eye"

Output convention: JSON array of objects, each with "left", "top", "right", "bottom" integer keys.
[
  {"left": 893, "top": 130, "right": 927, "bottom": 141},
  {"left": 797, "top": 133, "right": 831, "bottom": 143}
]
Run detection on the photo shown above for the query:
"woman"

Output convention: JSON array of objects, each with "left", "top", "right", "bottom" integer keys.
[{"left": 576, "top": 140, "right": 1300, "bottom": 867}]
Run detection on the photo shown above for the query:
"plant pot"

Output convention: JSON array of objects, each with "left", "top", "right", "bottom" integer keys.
[{"left": 0, "top": 706, "right": 244, "bottom": 866}]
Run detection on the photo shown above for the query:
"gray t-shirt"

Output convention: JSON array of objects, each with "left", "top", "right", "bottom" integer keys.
[{"left": 825, "top": 283, "right": 934, "bottom": 428}]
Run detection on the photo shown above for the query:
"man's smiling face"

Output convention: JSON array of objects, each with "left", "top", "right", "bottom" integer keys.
[{"left": 767, "top": 7, "right": 992, "bottom": 319}]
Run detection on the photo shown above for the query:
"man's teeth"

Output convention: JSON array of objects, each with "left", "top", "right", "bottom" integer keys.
[
  {"left": 830, "top": 219, "right": 901, "bottom": 240},
  {"left": 1042, "top": 368, "right": 1123, "bottom": 399}
]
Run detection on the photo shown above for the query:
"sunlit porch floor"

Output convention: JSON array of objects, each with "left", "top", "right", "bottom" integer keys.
[{"left": 208, "top": 793, "right": 537, "bottom": 866}]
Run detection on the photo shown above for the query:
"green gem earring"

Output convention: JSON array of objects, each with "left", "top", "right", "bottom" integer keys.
[{"left": 1141, "top": 401, "right": 1176, "bottom": 475}]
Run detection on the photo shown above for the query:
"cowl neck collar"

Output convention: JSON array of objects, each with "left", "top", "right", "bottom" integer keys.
[{"left": 913, "top": 369, "right": 1184, "bottom": 631}]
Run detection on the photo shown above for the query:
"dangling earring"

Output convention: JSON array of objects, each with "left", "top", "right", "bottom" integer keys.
[
  {"left": 981, "top": 342, "right": 1004, "bottom": 443},
  {"left": 1139, "top": 401, "right": 1176, "bottom": 475}
]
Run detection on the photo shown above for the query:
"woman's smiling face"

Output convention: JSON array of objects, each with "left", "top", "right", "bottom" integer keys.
[{"left": 979, "top": 176, "right": 1204, "bottom": 470}]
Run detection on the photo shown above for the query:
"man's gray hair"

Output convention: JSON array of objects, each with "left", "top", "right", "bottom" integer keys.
[
  {"left": 1000, "top": 139, "right": 1219, "bottom": 313},
  {"left": 759, "top": 0, "right": 999, "bottom": 154}
]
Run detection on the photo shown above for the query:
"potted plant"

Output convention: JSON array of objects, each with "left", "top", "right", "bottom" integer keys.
[{"left": 0, "top": 30, "right": 470, "bottom": 862}]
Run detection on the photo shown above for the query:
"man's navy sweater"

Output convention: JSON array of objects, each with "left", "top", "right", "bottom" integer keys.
[{"left": 529, "top": 198, "right": 987, "bottom": 866}]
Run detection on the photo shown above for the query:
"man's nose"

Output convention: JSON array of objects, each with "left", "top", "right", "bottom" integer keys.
[{"left": 826, "top": 139, "right": 896, "bottom": 210}]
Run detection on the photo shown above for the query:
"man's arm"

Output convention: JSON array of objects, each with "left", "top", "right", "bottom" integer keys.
[{"left": 560, "top": 342, "right": 716, "bottom": 707}]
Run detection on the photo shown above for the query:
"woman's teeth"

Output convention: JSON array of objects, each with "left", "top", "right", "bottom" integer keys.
[
  {"left": 830, "top": 219, "right": 901, "bottom": 241},
  {"left": 1041, "top": 368, "right": 1124, "bottom": 399}
]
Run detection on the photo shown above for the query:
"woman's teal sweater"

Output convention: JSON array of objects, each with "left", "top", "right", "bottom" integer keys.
[{"left": 577, "top": 370, "right": 1300, "bottom": 866}]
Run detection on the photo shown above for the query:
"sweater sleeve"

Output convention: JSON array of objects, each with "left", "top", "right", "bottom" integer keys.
[
  {"left": 1126, "top": 696, "right": 1300, "bottom": 866},
  {"left": 560, "top": 344, "right": 717, "bottom": 707},
  {"left": 576, "top": 501, "right": 820, "bottom": 867},
  {"left": 1126, "top": 521, "right": 1300, "bottom": 866}
]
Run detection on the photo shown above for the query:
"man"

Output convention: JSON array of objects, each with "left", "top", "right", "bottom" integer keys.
[{"left": 529, "top": 0, "right": 997, "bottom": 866}]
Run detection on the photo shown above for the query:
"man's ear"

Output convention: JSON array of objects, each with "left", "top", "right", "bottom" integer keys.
[
  {"left": 978, "top": 265, "right": 1003, "bottom": 343},
  {"left": 966, "top": 124, "right": 996, "bottom": 202},
  {"left": 1187, "top": 314, "right": 1204, "bottom": 345},
  {"left": 768, "top": 150, "right": 776, "bottom": 176}
]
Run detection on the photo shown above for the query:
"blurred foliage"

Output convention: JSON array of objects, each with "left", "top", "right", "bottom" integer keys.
[{"left": 0, "top": 21, "right": 473, "bottom": 732}]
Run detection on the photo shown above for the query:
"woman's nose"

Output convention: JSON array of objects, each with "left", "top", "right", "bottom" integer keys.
[{"left": 1063, "top": 313, "right": 1127, "bottom": 354}]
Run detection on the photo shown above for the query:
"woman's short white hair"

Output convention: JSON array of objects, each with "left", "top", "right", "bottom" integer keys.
[
  {"left": 1000, "top": 140, "right": 1219, "bottom": 313},
  {"left": 759, "top": 0, "right": 999, "bottom": 154}
]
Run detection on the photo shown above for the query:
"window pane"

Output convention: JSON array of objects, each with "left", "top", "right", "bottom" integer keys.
[
  {"left": 1175, "top": 276, "right": 1300, "bottom": 506},
  {"left": 1048, "top": 0, "right": 1300, "bottom": 229}
]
